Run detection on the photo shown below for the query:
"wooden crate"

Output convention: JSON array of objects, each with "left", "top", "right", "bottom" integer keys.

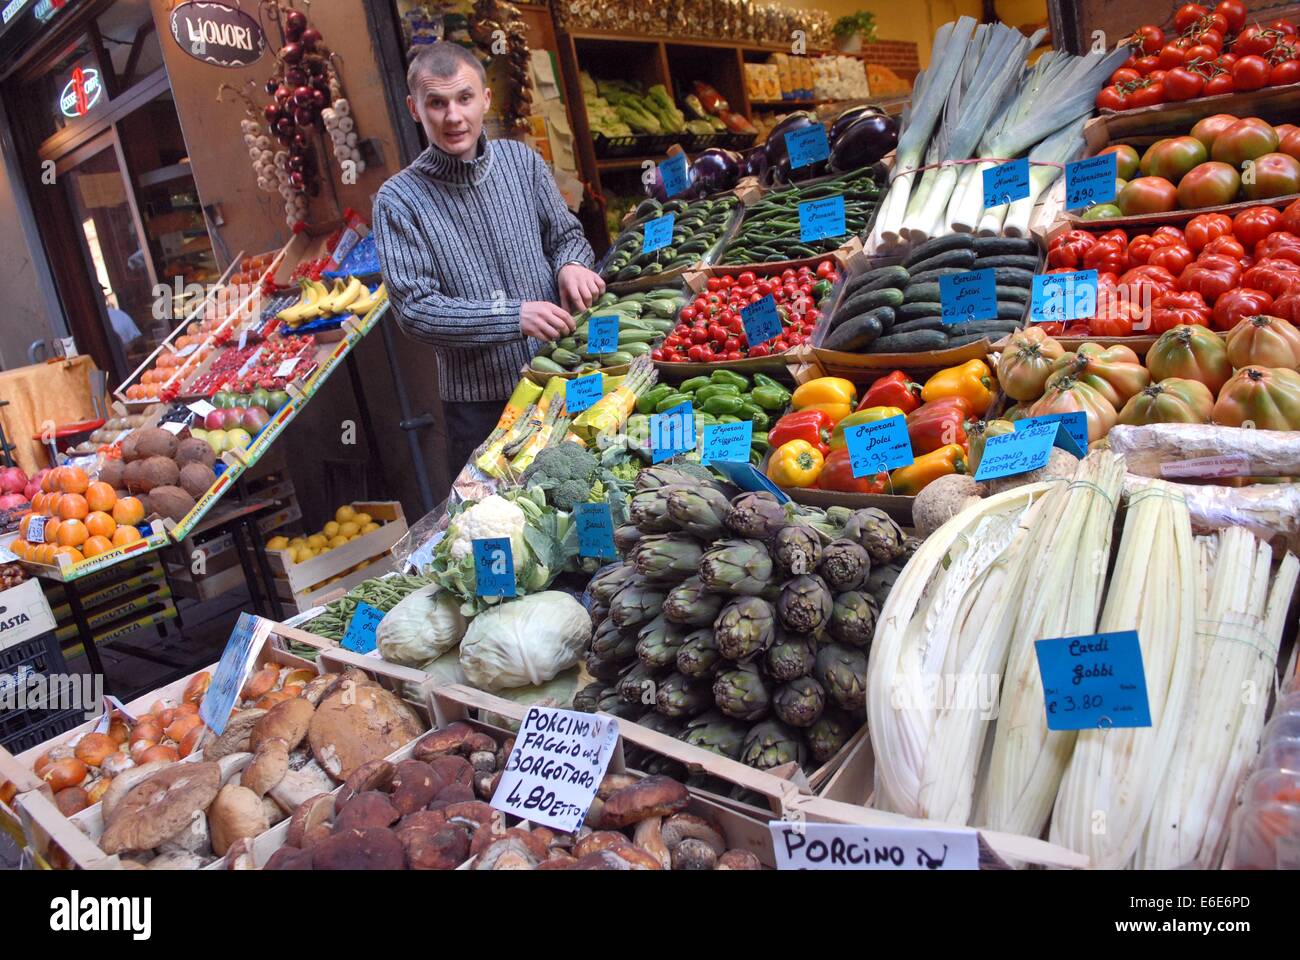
[{"left": 267, "top": 502, "right": 406, "bottom": 613}]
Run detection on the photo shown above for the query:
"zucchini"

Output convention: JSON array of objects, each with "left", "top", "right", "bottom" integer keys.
[
  {"left": 902, "top": 233, "right": 974, "bottom": 268},
  {"left": 601, "top": 351, "right": 634, "bottom": 366},
  {"left": 898, "top": 301, "right": 943, "bottom": 322},
  {"left": 838, "top": 286, "right": 904, "bottom": 318},
  {"left": 868, "top": 330, "right": 949, "bottom": 353},
  {"left": 841, "top": 264, "right": 910, "bottom": 299},
  {"left": 907, "top": 248, "right": 978, "bottom": 275},
  {"left": 972, "top": 236, "right": 1038, "bottom": 257},
  {"left": 823, "top": 312, "right": 884, "bottom": 351},
  {"left": 973, "top": 254, "right": 1041, "bottom": 271},
  {"left": 530, "top": 355, "right": 565, "bottom": 373},
  {"left": 993, "top": 267, "right": 1036, "bottom": 289},
  {"left": 907, "top": 267, "right": 968, "bottom": 287},
  {"left": 622, "top": 342, "right": 653, "bottom": 357},
  {"left": 551, "top": 347, "right": 582, "bottom": 366},
  {"left": 903, "top": 282, "right": 942, "bottom": 304},
  {"left": 890, "top": 316, "right": 947, "bottom": 334}
]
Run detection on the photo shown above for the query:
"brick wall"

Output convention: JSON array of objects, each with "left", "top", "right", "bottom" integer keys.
[{"left": 858, "top": 39, "right": 920, "bottom": 79}]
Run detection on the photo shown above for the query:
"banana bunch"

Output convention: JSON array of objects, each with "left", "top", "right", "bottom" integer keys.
[{"left": 276, "top": 278, "right": 386, "bottom": 328}]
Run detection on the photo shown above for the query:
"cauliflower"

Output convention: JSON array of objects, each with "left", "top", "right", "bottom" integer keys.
[{"left": 446, "top": 495, "right": 527, "bottom": 571}]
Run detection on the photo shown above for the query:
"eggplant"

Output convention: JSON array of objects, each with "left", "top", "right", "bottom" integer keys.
[
  {"left": 691, "top": 148, "right": 742, "bottom": 197},
  {"left": 762, "top": 111, "right": 820, "bottom": 170},
  {"left": 828, "top": 113, "right": 899, "bottom": 174},
  {"left": 828, "top": 104, "right": 886, "bottom": 144},
  {"left": 742, "top": 146, "right": 769, "bottom": 181}
]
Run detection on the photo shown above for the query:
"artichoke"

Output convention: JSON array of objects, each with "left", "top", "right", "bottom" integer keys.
[
  {"left": 765, "top": 632, "right": 816, "bottom": 681},
  {"left": 814, "top": 643, "right": 868, "bottom": 712},
  {"left": 629, "top": 484, "right": 687, "bottom": 533},
  {"left": 585, "top": 650, "right": 625, "bottom": 681},
  {"left": 740, "top": 720, "right": 807, "bottom": 771},
  {"left": 864, "top": 560, "right": 905, "bottom": 607},
  {"left": 632, "top": 533, "right": 705, "bottom": 584},
  {"left": 679, "top": 710, "right": 749, "bottom": 760},
  {"left": 828, "top": 590, "right": 878, "bottom": 648},
  {"left": 712, "top": 663, "right": 771, "bottom": 721},
  {"left": 819, "top": 539, "right": 871, "bottom": 592},
  {"left": 841, "top": 507, "right": 906, "bottom": 564},
  {"left": 634, "top": 710, "right": 683, "bottom": 738},
  {"left": 676, "top": 627, "right": 722, "bottom": 678},
  {"left": 609, "top": 582, "right": 667, "bottom": 628},
  {"left": 636, "top": 614, "right": 687, "bottom": 669},
  {"left": 663, "top": 576, "right": 724, "bottom": 627},
  {"left": 665, "top": 485, "right": 732, "bottom": 540},
  {"left": 614, "top": 523, "right": 644, "bottom": 554},
  {"left": 573, "top": 681, "right": 604, "bottom": 713},
  {"left": 635, "top": 464, "right": 722, "bottom": 493},
  {"left": 591, "top": 614, "right": 633, "bottom": 658},
  {"left": 588, "top": 561, "right": 637, "bottom": 604},
  {"left": 700, "top": 538, "right": 775, "bottom": 596},
  {"left": 723, "top": 492, "right": 789, "bottom": 540},
  {"left": 776, "top": 574, "right": 833, "bottom": 634},
  {"left": 806, "top": 706, "right": 855, "bottom": 763},
  {"left": 618, "top": 662, "right": 661, "bottom": 705},
  {"left": 773, "top": 676, "right": 826, "bottom": 728},
  {"left": 655, "top": 672, "right": 714, "bottom": 718},
  {"left": 714, "top": 596, "right": 776, "bottom": 662},
  {"left": 597, "top": 687, "right": 644, "bottom": 719},
  {"left": 773, "top": 523, "right": 823, "bottom": 576}
]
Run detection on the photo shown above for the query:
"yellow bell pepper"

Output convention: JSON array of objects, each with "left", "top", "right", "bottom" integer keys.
[
  {"left": 888, "top": 443, "right": 966, "bottom": 496},
  {"left": 798, "top": 401, "right": 853, "bottom": 425},
  {"left": 921, "top": 359, "right": 994, "bottom": 416},
  {"left": 792, "top": 377, "right": 857, "bottom": 411},
  {"left": 767, "top": 439, "right": 825, "bottom": 488}
]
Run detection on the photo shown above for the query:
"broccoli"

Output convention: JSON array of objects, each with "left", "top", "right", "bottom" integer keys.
[
  {"left": 552, "top": 479, "right": 595, "bottom": 513},
  {"left": 522, "top": 443, "right": 598, "bottom": 485}
]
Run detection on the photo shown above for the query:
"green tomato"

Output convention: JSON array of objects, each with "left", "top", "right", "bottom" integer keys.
[
  {"left": 1099, "top": 143, "right": 1140, "bottom": 180},
  {"left": 1082, "top": 204, "right": 1123, "bottom": 220}
]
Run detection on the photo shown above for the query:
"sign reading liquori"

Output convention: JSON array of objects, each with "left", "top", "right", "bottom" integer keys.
[{"left": 170, "top": 1, "right": 266, "bottom": 68}]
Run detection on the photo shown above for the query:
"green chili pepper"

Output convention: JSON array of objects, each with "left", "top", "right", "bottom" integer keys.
[
  {"left": 655, "top": 392, "right": 692, "bottom": 414},
  {"left": 737, "top": 403, "right": 771, "bottom": 430},
  {"left": 751, "top": 431, "right": 770, "bottom": 455},
  {"left": 717, "top": 414, "right": 742, "bottom": 424},
  {"left": 693, "top": 383, "right": 742, "bottom": 403},
  {"left": 703, "top": 394, "right": 746, "bottom": 417},
  {"left": 750, "top": 384, "right": 791, "bottom": 411}
]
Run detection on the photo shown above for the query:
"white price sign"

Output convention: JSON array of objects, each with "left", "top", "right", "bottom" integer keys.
[
  {"left": 768, "top": 821, "right": 980, "bottom": 871},
  {"left": 274, "top": 357, "right": 300, "bottom": 378},
  {"left": 491, "top": 706, "right": 619, "bottom": 832},
  {"left": 159, "top": 421, "right": 185, "bottom": 435},
  {"left": 188, "top": 399, "right": 216, "bottom": 418}
]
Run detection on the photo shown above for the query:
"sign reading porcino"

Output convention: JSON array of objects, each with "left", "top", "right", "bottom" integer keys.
[{"left": 169, "top": 1, "right": 266, "bottom": 68}]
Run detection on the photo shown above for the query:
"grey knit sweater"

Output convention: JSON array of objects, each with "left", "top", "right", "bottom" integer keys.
[{"left": 373, "top": 134, "right": 593, "bottom": 402}]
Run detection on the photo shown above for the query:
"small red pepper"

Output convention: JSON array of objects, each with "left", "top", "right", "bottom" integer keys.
[
  {"left": 817, "top": 448, "right": 888, "bottom": 493},
  {"left": 906, "top": 397, "right": 972, "bottom": 455},
  {"left": 858, "top": 370, "right": 922, "bottom": 414},
  {"left": 767, "top": 408, "right": 833, "bottom": 456}
]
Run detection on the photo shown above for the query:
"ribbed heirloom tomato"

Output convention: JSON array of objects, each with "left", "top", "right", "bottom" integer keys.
[
  {"left": 1211, "top": 287, "right": 1273, "bottom": 329},
  {"left": 1178, "top": 162, "right": 1241, "bottom": 208},
  {"left": 1234, "top": 206, "right": 1283, "bottom": 246},
  {"left": 1185, "top": 212, "right": 1234, "bottom": 251}
]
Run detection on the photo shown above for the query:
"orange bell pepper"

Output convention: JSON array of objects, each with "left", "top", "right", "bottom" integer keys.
[
  {"left": 791, "top": 377, "right": 857, "bottom": 411},
  {"left": 888, "top": 443, "right": 966, "bottom": 496},
  {"left": 798, "top": 401, "right": 853, "bottom": 425},
  {"left": 767, "top": 439, "right": 825, "bottom": 488},
  {"left": 921, "top": 359, "right": 994, "bottom": 416}
]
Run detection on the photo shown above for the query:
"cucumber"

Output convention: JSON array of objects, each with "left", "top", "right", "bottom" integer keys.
[
  {"left": 827, "top": 305, "right": 895, "bottom": 335},
  {"left": 997, "top": 301, "right": 1027, "bottom": 321},
  {"left": 998, "top": 287, "right": 1031, "bottom": 305},
  {"left": 973, "top": 254, "right": 1041, "bottom": 271},
  {"left": 903, "top": 282, "right": 942, "bottom": 304},
  {"left": 972, "top": 236, "right": 1038, "bottom": 257},
  {"left": 838, "top": 286, "right": 904, "bottom": 318},
  {"left": 898, "top": 301, "right": 944, "bottom": 321},
  {"left": 890, "top": 316, "right": 947, "bottom": 334},
  {"left": 945, "top": 332, "right": 990, "bottom": 348},
  {"left": 907, "top": 267, "right": 968, "bottom": 287},
  {"left": 993, "top": 267, "right": 1036, "bottom": 289},
  {"left": 902, "top": 233, "right": 974, "bottom": 268},
  {"left": 942, "top": 318, "right": 1021, "bottom": 337},
  {"left": 841, "top": 264, "right": 910, "bottom": 299},
  {"left": 823, "top": 312, "right": 884, "bottom": 351},
  {"left": 907, "top": 248, "right": 978, "bottom": 275},
  {"left": 530, "top": 355, "right": 565, "bottom": 373},
  {"left": 868, "top": 330, "right": 949, "bottom": 353}
]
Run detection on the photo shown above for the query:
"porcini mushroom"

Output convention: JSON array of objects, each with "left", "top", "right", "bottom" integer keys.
[
  {"left": 306, "top": 681, "right": 422, "bottom": 781},
  {"left": 99, "top": 762, "right": 221, "bottom": 854},
  {"left": 209, "top": 783, "right": 270, "bottom": 856},
  {"left": 243, "top": 738, "right": 290, "bottom": 797}
]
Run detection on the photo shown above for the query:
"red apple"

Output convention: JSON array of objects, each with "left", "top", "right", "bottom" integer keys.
[
  {"left": 221, "top": 408, "right": 244, "bottom": 430},
  {"left": 205, "top": 410, "right": 226, "bottom": 431}
]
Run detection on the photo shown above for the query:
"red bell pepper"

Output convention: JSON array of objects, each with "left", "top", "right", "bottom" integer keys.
[
  {"left": 767, "top": 408, "right": 832, "bottom": 456},
  {"left": 857, "top": 370, "right": 922, "bottom": 414},
  {"left": 906, "top": 397, "right": 971, "bottom": 454},
  {"left": 817, "top": 448, "right": 887, "bottom": 493}
]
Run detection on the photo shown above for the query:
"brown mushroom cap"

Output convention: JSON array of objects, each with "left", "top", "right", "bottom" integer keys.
[
  {"left": 400, "top": 824, "right": 471, "bottom": 870},
  {"left": 204, "top": 709, "right": 266, "bottom": 761},
  {"left": 99, "top": 762, "right": 221, "bottom": 854},
  {"left": 610, "top": 841, "right": 664, "bottom": 870},
  {"left": 251, "top": 698, "right": 314, "bottom": 753},
  {"left": 672, "top": 837, "right": 719, "bottom": 870},
  {"left": 209, "top": 783, "right": 270, "bottom": 856},
  {"left": 661, "top": 812, "right": 727, "bottom": 856},
  {"left": 243, "top": 738, "right": 290, "bottom": 797},
  {"left": 596, "top": 772, "right": 640, "bottom": 799},
  {"left": 286, "top": 793, "right": 335, "bottom": 848},
  {"left": 716, "top": 849, "right": 763, "bottom": 870},
  {"left": 311, "top": 826, "right": 406, "bottom": 870},
  {"left": 264, "top": 846, "right": 314, "bottom": 870},
  {"left": 389, "top": 759, "right": 444, "bottom": 815},
  {"left": 474, "top": 834, "right": 541, "bottom": 870},
  {"left": 573, "top": 830, "right": 630, "bottom": 859},
  {"left": 300, "top": 673, "right": 342, "bottom": 706},
  {"left": 427, "top": 755, "right": 474, "bottom": 789},
  {"left": 307, "top": 680, "right": 423, "bottom": 781},
  {"left": 412, "top": 722, "right": 474, "bottom": 760},
  {"left": 333, "top": 791, "right": 399, "bottom": 833},
  {"left": 537, "top": 854, "right": 578, "bottom": 870},
  {"left": 335, "top": 759, "right": 395, "bottom": 809},
  {"left": 601, "top": 775, "right": 690, "bottom": 828}
]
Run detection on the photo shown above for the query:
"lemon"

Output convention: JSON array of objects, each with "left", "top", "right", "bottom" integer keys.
[
  {"left": 352, "top": 513, "right": 372, "bottom": 526},
  {"left": 323, "top": 521, "right": 340, "bottom": 537},
  {"left": 307, "top": 534, "right": 327, "bottom": 549},
  {"left": 328, "top": 534, "right": 349, "bottom": 549},
  {"left": 361, "top": 522, "right": 380, "bottom": 534},
  {"left": 338, "top": 521, "right": 360, "bottom": 537},
  {"left": 267, "top": 535, "right": 290, "bottom": 550},
  {"left": 335, "top": 505, "right": 357, "bottom": 523},
  {"left": 289, "top": 537, "right": 307, "bottom": 548}
]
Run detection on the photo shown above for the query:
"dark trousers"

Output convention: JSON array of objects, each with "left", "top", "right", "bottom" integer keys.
[{"left": 445, "top": 398, "right": 506, "bottom": 480}]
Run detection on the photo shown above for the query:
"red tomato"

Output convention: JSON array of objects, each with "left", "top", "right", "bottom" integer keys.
[
  {"left": 780, "top": 268, "right": 795, "bottom": 280},
  {"left": 1179, "top": 255, "right": 1244, "bottom": 302},
  {"left": 1097, "top": 84, "right": 1128, "bottom": 110},
  {"left": 737, "top": 271, "right": 755, "bottom": 286},
  {"left": 679, "top": 306, "right": 696, "bottom": 323},
  {"left": 1233, "top": 54, "right": 1271, "bottom": 90},
  {"left": 1233, "top": 26, "right": 1276, "bottom": 57},
  {"left": 686, "top": 344, "right": 707, "bottom": 362},
  {"left": 1216, "top": 0, "right": 1246, "bottom": 33},
  {"left": 1233, "top": 206, "right": 1283, "bottom": 247},
  {"left": 749, "top": 344, "right": 769, "bottom": 358},
  {"left": 1243, "top": 152, "right": 1300, "bottom": 200},
  {"left": 1118, "top": 176, "right": 1179, "bottom": 215},
  {"left": 706, "top": 277, "right": 723, "bottom": 292},
  {"left": 1128, "top": 78, "right": 1166, "bottom": 107},
  {"left": 1130, "top": 25, "right": 1165, "bottom": 55},
  {"left": 1109, "top": 67, "right": 1141, "bottom": 86},
  {"left": 1174, "top": 4, "right": 1209, "bottom": 33},
  {"left": 1270, "top": 59, "right": 1300, "bottom": 86},
  {"left": 1211, "top": 287, "right": 1274, "bottom": 330},
  {"left": 1200, "top": 234, "right": 1247, "bottom": 259},
  {"left": 1119, "top": 264, "right": 1178, "bottom": 305},
  {"left": 1134, "top": 55, "right": 1161, "bottom": 74},
  {"left": 1271, "top": 19, "right": 1298, "bottom": 36},
  {"left": 1149, "top": 244, "right": 1195, "bottom": 273},
  {"left": 816, "top": 260, "right": 835, "bottom": 279},
  {"left": 1163, "top": 66, "right": 1207, "bottom": 100},
  {"left": 1195, "top": 28, "right": 1226, "bottom": 51},
  {"left": 755, "top": 281, "right": 773, "bottom": 296},
  {"left": 1150, "top": 290, "right": 1212, "bottom": 332},
  {"left": 1204, "top": 71, "right": 1236, "bottom": 95},
  {"left": 1157, "top": 42, "right": 1188, "bottom": 69},
  {"left": 1185, "top": 43, "right": 1219, "bottom": 63},
  {"left": 1178, "top": 162, "right": 1243, "bottom": 208},
  {"left": 1185, "top": 212, "right": 1235, "bottom": 251}
]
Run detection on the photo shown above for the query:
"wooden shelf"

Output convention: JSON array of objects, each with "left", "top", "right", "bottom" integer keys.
[
  {"left": 749, "top": 99, "right": 830, "bottom": 107},
  {"left": 596, "top": 156, "right": 658, "bottom": 172}
]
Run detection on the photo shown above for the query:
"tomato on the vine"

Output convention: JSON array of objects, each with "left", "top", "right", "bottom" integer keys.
[
  {"left": 1157, "top": 42, "right": 1188, "bottom": 69},
  {"left": 1234, "top": 26, "right": 1278, "bottom": 57},
  {"left": 1097, "top": 84, "right": 1128, "bottom": 110},
  {"left": 1110, "top": 66, "right": 1142, "bottom": 86},
  {"left": 1216, "top": 0, "right": 1246, "bottom": 33},
  {"left": 1174, "top": 4, "right": 1209, "bottom": 33},
  {"left": 1204, "top": 71, "right": 1235, "bottom": 95},
  {"left": 1129, "top": 24, "right": 1165, "bottom": 55},
  {"left": 1164, "top": 65, "right": 1206, "bottom": 100},
  {"left": 1128, "top": 78, "right": 1166, "bottom": 107},
  {"left": 1270, "top": 59, "right": 1300, "bottom": 85},
  {"left": 1134, "top": 55, "right": 1161, "bottom": 73},
  {"left": 1271, "top": 19, "right": 1298, "bottom": 36},
  {"left": 1185, "top": 43, "right": 1219, "bottom": 63},
  {"left": 1233, "top": 55, "right": 1271, "bottom": 90}
]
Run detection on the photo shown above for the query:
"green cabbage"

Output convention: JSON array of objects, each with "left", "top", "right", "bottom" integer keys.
[{"left": 377, "top": 585, "right": 467, "bottom": 666}]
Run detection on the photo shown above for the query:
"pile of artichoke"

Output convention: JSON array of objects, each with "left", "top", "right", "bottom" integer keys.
[{"left": 574, "top": 465, "right": 913, "bottom": 776}]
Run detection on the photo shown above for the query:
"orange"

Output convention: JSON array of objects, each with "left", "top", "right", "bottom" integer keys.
[
  {"left": 30, "top": 492, "right": 46, "bottom": 512},
  {"left": 56, "top": 519, "right": 88, "bottom": 547},
  {"left": 111, "top": 526, "right": 142, "bottom": 547},
  {"left": 42, "top": 493, "right": 60, "bottom": 517},
  {"left": 42, "top": 518, "right": 61, "bottom": 543},
  {"left": 82, "top": 535, "right": 113, "bottom": 558},
  {"left": 112, "top": 497, "right": 144, "bottom": 526},
  {"left": 41, "top": 468, "right": 60, "bottom": 493},
  {"left": 85, "top": 482, "right": 116, "bottom": 513},
  {"left": 9, "top": 539, "right": 28, "bottom": 559},
  {"left": 57, "top": 494, "right": 88, "bottom": 521},
  {"left": 17, "top": 513, "right": 35, "bottom": 538},
  {"left": 35, "top": 543, "right": 57, "bottom": 565},
  {"left": 54, "top": 546, "right": 84, "bottom": 565},
  {"left": 58, "top": 466, "right": 89, "bottom": 495},
  {"left": 85, "top": 511, "right": 115, "bottom": 538}
]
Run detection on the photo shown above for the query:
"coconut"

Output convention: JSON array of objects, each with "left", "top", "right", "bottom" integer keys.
[
  {"left": 179, "top": 462, "right": 215, "bottom": 498},
  {"left": 175, "top": 437, "right": 216, "bottom": 468},
  {"left": 148, "top": 485, "right": 196, "bottom": 522},
  {"left": 98, "top": 459, "right": 125, "bottom": 490},
  {"left": 133, "top": 427, "right": 178, "bottom": 460}
]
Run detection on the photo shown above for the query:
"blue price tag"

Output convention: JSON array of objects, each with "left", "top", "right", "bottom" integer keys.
[
  {"left": 785, "top": 124, "right": 830, "bottom": 169},
  {"left": 1015, "top": 412, "right": 1088, "bottom": 457},
  {"left": 565, "top": 372, "right": 603, "bottom": 413},
  {"left": 741, "top": 294, "right": 783, "bottom": 347},
  {"left": 712, "top": 461, "right": 791, "bottom": 502},
  {"left": 982, "top": 158, "right": 1031, "bottom": 208},
  {"left": 650, "top": 401, "right": 695, "bottom": 464},
  {"left": 587, "top": 315, "right": 619, "bottom": 355},
  {"left": 642, "top": 213, "right": 675, "bottom": 253},
  {"left": 1034, "top": 629, "right": 1152, "bottom": 731},
  {"left": 1031, "top": 270, "right": 1098, "bottom": 323},
  {"left": 1064, "top": 152, "right": 1117, "bottom": 209},
  {"left": 700, "top": 420, "right": 753, "bottom": 465},
  {"left": 473, "top": 537, "right": 517, "bottom": 598},
  {"left": 798, "top": 195, "right": 846, "bottom": 242},
  {"left": 660, "top": 152, "right": 691, "bottom": 198},
  {"left": 843, "top": 414, "right": 914, "bottom": 478},
  {"left": 973, "top": 420, "right": 1057, "bottom": 481},
  {"left": 939, "top": 268, "right": 997, "bottom": 324},
  {"left": 342, "top": 601, "right": 385, "bottom": 655},
  {"left": 575, "top": 502, "right": 617, "bottom": 559}
]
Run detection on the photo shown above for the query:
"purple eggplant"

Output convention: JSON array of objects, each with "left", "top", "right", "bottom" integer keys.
[
  {"left": 829, "top": 104, "right": 886, "bottom": 144},
  {"left": 691, "top": 148, "right": 743, "bottom": 197},
  {"left": 742, "top": 146, "right": 769, "bottom": 181},
  {"left": 828, "top": 113, "right": 899, "bottom": 174},
  {"left": 763, "top": 111, "right": 820, "bottom": 169}
]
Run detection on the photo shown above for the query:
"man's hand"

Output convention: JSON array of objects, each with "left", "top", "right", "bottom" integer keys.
[
  {"left": 520, "top": 300, "right": 575, "bottom": 341},
  {"left": 557, "top": 262, "right": 606, "bottom": 313}
]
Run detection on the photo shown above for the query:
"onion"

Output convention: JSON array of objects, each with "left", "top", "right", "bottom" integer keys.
[
  {"left": 74, "top": 733, "right": 117, "bottom": 767},
  {"left": 42, "top": 758, "right": 87, "bottom": 791}
]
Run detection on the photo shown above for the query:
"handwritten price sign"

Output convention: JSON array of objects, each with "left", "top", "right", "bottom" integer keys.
[
  {"left": 939, "top": 268, "right": 997, "bottom": 324},
  {"left": 1034, "top": 629, "right": 1152, "bottom": 731},
  {"left": 844, "top": 414, "right": 913, "bottom": 478},
  {"left": 1064, "top": 153, "right": 1117, "bottom": 209},
  {"left": 982, "top": 158, "right": 1030, "bottom": 208}
]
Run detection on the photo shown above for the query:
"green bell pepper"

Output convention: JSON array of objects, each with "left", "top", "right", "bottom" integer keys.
[
  {"left": 710, "top": 369, "right": 750, "bottom": 390},
  {"left": 703, "top": 394, "right": 746, "bottom": 417},
  {"left": 636, "top": 384, "right": 675, "bottom": 415},
  {"left": 679, "top": 376, "right": 712, "bottom": 393}
]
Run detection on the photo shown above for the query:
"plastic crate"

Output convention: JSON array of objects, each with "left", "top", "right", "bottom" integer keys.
[
  {"left": 720, "top": 131, "right": 759, "bottom": 150},
  {"left": 680, "top": 131, "right": 724, "bottom": 153},
  {"left": 592, "top": 132, "right": 677, "bottom": 158},
  {"left": 0, "top": 632, "right": 83, "bottom": 752}
]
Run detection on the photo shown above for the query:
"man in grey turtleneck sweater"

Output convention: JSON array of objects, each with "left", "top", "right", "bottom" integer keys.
[{"left": 374, "top": 42, "right": 604, "bottom": 476}]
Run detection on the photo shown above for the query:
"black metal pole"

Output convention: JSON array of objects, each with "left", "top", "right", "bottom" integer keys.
[{"left": 378, "top": 315, "right": 436, "bottom": 513}]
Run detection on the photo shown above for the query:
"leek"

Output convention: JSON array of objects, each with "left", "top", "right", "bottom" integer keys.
[
  {"left": 1049, "top": 483, "right": 1197, "bottom": 868},
  {"left": 1001, "top": 118, "right": 1087, "bottom": 237}
]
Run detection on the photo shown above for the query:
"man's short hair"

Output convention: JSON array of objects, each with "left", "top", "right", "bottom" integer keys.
[{"left": 406, "top": 42, "right": 487, "bottom": 92}]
